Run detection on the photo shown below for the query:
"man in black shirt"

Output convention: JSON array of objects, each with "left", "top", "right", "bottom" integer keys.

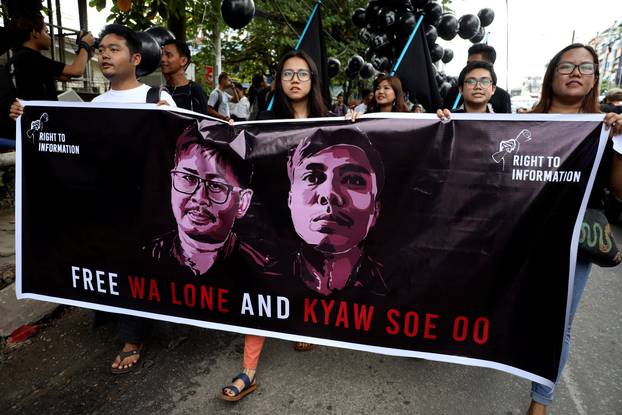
[
  {"left": 161, "top": 39, "right": 208, "bottom": 114},
  {"left": 9, "top": 13, "right": 94, "bottom": 101},
  {"left": 443, "top": 44, "right": 512, "bottom": 113}
]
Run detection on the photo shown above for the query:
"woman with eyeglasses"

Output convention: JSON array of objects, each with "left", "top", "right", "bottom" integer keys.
[
  {"left": 436, "top": 61, "right": 497, "bottom": 120},
  {"left": 220, "top": 49, "right": 329, "bottom": 402},
  {"left": 256, "top": 50, "right": 329, "bottom": 120},
  {"left": 526, "top": 43, "right": 622, "bottom": 415}
]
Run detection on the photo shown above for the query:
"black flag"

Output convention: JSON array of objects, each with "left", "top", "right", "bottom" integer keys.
[
  {"left": 297, "top": 1, "right": 330, "bottom": 106},
  {"left": 394, "top": 21, "right": 442, "bottom": 112}
]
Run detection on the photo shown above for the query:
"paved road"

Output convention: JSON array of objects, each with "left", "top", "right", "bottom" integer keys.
[{"left": 0, "top": 222, "right": 620, "bottom": 414}]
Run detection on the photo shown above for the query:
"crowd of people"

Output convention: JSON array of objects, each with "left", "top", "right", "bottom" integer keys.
[{"left": 2, "top": 12, "right": 622, "bottom": 415}]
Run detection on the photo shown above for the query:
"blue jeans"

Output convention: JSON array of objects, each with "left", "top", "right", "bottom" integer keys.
[{"left": 531, "top": 259, "right": 592, "bottom": 405}]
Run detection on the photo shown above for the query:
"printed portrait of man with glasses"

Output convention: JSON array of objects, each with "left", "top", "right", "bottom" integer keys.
[{"left": 146, "top": 120, "right": 273, "bottom": 278}]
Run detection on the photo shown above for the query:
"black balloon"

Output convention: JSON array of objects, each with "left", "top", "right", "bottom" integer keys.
[
  {"left": 360, "top": 28, "right": 373, "bottom": 44},
  {"left": 136, "top": 32, "right": 162, "bottom": 78},
  {"left": 379, "top": 8, "right": 397, "bottom": 29},
  {"left": 400, "top": 13, "right": 417, "bottom": 32},
  {"left": 437, "top": 14, "right": 459, "bottom": 41},
  {"left": 439, "top": 81, "right": 452, "bottom": 98},
  {"left": 366, "top": 3, "right": 382, "bottom": 27},
  {"left": 458, "top": 14, "right": 481, "bottom": 39},
  {"left": 146, "top": 27, "right": 175, "bottom": 46},
  {"left": 441, "top": 48, "right": 453, "bottom": 63},
  {"left": 359, "top": 62, "right": 375, "bottom": 79},
  {"left": 348, "top": 55, "right": 365, "bottom": 72},
  {"left": 478, "top": 8, "right": 495, "bottom": 27},
  {"left": 352, "top": 8, "right": 367, "bottom": 27},
  {"left": 345, "top": 66, "right": 359, "bottom": 79},
  {"left": 429, "top": 43, "right": 444, "bottom": 62},
  {"left": 371, "top": 33, "right": 391, "bottom": 50},
  {"left": 327, "top": 58, "right": 340, "bottom": 78},
  {"left": 371, "top": 55, "right": 391, "bottom": 71},
  {"left": 447, "top": 76, "right": 458, "bottom": 87},
  {"left": 435, "top": 72, "right": 445, "bottom": 86},
  {"left": 425, "top": 25, "right": 438, "bottom": 45},
  {"left": 470, "top": 27, "right": 486, "bottom": 43},
  {"left": 423, "top": 2, "right": 443, "bottom": 24},
  {"left": 221, "top": 0, "right": 255, "bottom": 30},
  {"left": 363, "top": 47, "right": 374, "bottom": 61},
  {"left": 410, "top": 0, "right": 430, "bottom": 10}
]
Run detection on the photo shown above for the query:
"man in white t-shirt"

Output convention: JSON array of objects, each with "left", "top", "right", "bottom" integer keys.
[
  {"left": 91, "top": 24, "right": 177, "bottom": 376},
  {"left": 229, "top": 82, "right": 250, "bottom": 121},
  {"left": 92, "top": 24, "right": 175, "bottom": 106},
  {"left": 207, "top": 72, "right": 238, "bottom": 121},
  {"left": 353, "top": 88, "right": 373, "bottom": 114},
  {"left": 9, "top": 24, "right": 175, "bottom": 119}
]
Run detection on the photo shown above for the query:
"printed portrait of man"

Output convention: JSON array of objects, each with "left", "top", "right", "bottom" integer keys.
[
  {"left": 286, "top": 127, "right": 388, "bottom": 297},
  {"left": 148, "top": 120, "right": 270, "bottom": 278}
]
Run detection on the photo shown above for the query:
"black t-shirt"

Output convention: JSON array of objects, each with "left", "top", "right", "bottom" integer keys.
[
  {"left": 444, "top": 84, "right": 512, "bottom": 114},
  {"left": 165, "top": 81, "right": 209, "bottom": 114},
  {"left": 13, "top": 46, "right": 65, "bottom": 101}
]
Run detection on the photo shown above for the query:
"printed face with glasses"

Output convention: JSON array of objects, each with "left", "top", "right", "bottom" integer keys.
[{"left": 170, "top": 143, "right": 253, "bottom": 244}]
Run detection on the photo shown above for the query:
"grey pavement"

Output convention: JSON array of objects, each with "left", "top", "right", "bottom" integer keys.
[{"left": 0, "top": 208, "right": 621, "bottom": 415}]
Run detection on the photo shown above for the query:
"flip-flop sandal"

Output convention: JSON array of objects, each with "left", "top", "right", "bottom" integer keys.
[
  {"left": 220, "top": 372, "right": 257, "bottom": 402},
  {"left": 110, "top": 345, "right": 145, "bottom": 375},
  {"left": 294, "top": 342, "right": 315, "bottom": 352}
]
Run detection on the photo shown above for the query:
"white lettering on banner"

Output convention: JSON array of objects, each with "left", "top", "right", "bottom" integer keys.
[
  {"left": 511, "top": 169, "right": 581, "bottom": 182},
  {"left": 240, "top": 293, "right": 290, "bottom": 319},
  {"left": 70, "top": 266, "right": 119, "bottom": 295}
]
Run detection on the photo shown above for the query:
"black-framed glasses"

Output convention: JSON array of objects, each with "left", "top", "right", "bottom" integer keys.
[
  {"left": 464, "top": 77, "right": 493, "bottom": 88},
  {"left": 557, "top": 62, "right": 595, "bottom": 75},
  {"left": 171, "top": 171, "right": 239, "bottom": 204},
  {"left": 281, "top": 69, "right": 312, "bottom": 82}
]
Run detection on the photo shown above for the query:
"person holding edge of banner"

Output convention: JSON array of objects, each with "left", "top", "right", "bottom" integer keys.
[
  {"left": 436, "top": 61, "right": 497, "bottom": 119},
  {"left": 8, "top": 23, "right": 176, "bottom": 373},
  {"left": 220, "top": 49, "right": 330, "bottom": 402},
  {"left": 523, "top": 43, "right": 622, "bottom": 415}
]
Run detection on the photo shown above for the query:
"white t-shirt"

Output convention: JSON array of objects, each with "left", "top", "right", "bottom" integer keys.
[
  {"left": 230, "top": 96, "right": 250, "bottom": 120},
  {"left": 92, "top": 84, "right": 176, "bottom": 106},
  {"left": 354, "top": 103, "right": 367, "bottom": 113},
  {"left": 207, "top": 88, "right": 232, "bottom": 117}
]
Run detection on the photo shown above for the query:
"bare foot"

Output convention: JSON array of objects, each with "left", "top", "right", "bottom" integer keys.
[
  {"left": 222, "top": 368, "right": 256, "bottom": 397},
  {"left": 527, "top": 400, "right": 546, "bottom": 415},
  {"left": 111, "top": 343, "right": 143, "bottom": 370}
]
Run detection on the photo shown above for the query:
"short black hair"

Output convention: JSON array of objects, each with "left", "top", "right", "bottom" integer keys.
[
  {"left": 174, "top": 121, "right": 252, "bottom": 188},
  {"left": 361, "top": 88, "right": 372, "bottom": 97},
  {"left": 287, "top": 126, "right": 385, "bottom": 198},
  {"left": 163, "top": 39, "right": 191, "bottom": 67},
  {"left": 468, "top": 44, "right": 496, "bottom": 64},
  {"left": 8, "top": 13, "right": 45, "bottom": 46},
  {"left": 458, "top": 61, "right": 497, "bottom": 87},
  {"left": 218, "top": 72, "right": 230, "bottom": 84},
  {"left": 99, "top": 24, "right": 141, "bottom": 55}
]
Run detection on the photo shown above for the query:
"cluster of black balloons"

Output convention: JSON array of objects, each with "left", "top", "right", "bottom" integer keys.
[{"left": 336, "top": 0, "right": 495, "bottom": 80}]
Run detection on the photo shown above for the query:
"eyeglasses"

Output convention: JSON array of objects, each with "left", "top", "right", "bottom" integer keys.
[
  {"left": 171, "top": 171, "right": 239, "bottom": 204},
  {"left": 556, "top": 62, "right": 596, "bottom": 75},
  {"left": 464, "top": 77, "right": 493, "bottom": 88},
  {"left": 281, "top": 69, "right": 312, "bottom": 82}
]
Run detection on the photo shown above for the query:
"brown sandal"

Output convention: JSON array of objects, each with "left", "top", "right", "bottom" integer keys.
[
  {"left": 293, "top": 342, "right": 315, "bottom": 351},
  {"left": 220, "top": 372, "right": 256, "bottom": 402}
]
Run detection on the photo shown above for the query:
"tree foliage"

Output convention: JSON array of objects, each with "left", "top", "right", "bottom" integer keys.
[{"left": 88, "top": 0, "right": 454, "bottom": 92}]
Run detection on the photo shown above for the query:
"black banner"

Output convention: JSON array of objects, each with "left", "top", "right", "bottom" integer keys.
[{"left": 16, "top": 103, "right": 608, "bottom": 386}]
